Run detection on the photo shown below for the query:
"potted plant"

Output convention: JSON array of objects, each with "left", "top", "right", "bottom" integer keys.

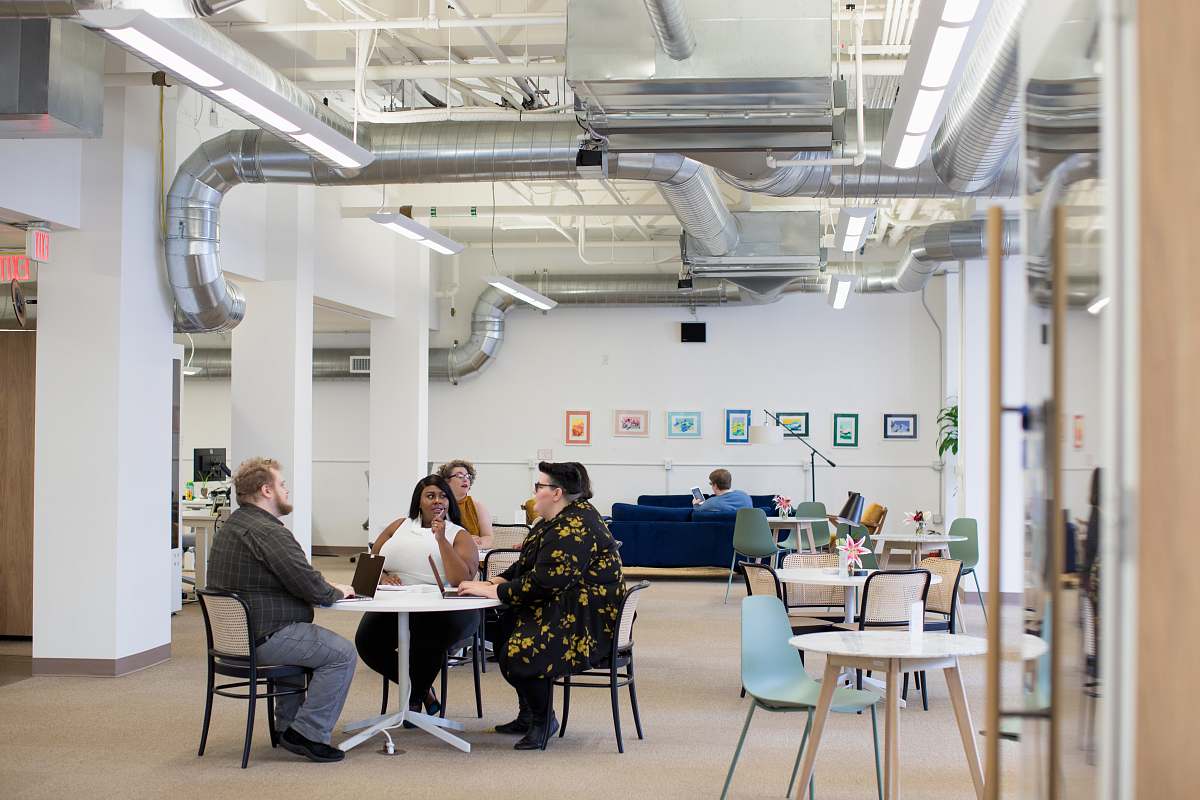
[{"left": 937, "top": 403, "right": 959, "bottom": 459}]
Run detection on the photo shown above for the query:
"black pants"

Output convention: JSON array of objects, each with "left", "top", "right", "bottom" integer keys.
[
  {"left": 494, "top": 607, "right": 554, "bottom": 720},
  {"left": 354, "top": 610, "right": 479, "bottom": 703}
]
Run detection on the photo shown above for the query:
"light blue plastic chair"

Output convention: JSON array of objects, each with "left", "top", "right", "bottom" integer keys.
[
  {"left": 724, "top": 508, "right": 789, "bottom": 604},
  {"left": 721, "top": 596, "right": 883, "bottom": 800},
  {"left": 777, "top": 501, "right": 829, "bottom": 555}
]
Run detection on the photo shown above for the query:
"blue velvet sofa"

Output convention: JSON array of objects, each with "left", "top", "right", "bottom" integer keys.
[{"left": 608, "top": 493, "right": 778, "bottom": 568}]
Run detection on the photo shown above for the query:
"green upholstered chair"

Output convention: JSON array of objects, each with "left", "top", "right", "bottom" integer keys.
[
  {"left": 777, "top": 501, "right": 829, "bottom": 554},
  {"left": 724, "top": 508, "right": 788, "bottom": 604},
  {"left": 947, "top": 517, "right": 986, "bottom": 623},
  {"left": 720, "top": 595, "right": 882, "bottom": 800}
]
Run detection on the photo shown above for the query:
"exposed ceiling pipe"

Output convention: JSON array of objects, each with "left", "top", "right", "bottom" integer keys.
[
  {"left": 608, "top": 153, "right": 740, "bottom": 256},
  {"left": 714, "top": 109, "right": 1020, "bottom": 200},
  {"left": 0, "top": 1, "right": 247, "bottom": 18},
  {"left": 928, "top": 0, "right": 1028, "bottom": 192},
  {"left": 640, "top": 0, "right": 696, "bottom": 61},
  {"left": 182, "top": 348, "right": 368, "bottom": 379}
]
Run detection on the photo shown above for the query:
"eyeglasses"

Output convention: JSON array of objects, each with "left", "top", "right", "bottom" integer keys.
[
  {"left": 533, "top": 482, "right": 560, "bottom": 493},
  {"left": 448, "top": 472, "right": 473, "bottom": 483}
]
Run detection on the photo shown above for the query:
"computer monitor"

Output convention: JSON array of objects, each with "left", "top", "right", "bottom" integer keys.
[{"left": 193, "top": 448, "right": 228, "bottom": 482}]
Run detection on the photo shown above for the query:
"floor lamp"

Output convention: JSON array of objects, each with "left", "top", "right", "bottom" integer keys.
[{"left": 753, "top": 409, "right": 838, "bottom": 502}]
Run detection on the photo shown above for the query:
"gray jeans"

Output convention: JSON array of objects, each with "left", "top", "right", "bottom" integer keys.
[{"left": 257, "top": 622, "right": 357, "bottom": 744}]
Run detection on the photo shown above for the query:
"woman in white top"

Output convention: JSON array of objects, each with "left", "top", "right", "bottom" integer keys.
[{"left": 354, "top": 475, "right": 480, "bottom": 717}]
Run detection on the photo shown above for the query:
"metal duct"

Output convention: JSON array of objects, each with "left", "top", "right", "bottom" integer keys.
[
  {"left": 183, "top": 348, "right": 369, "bottom": 379},
  {"left": 714, "top": 110, "right": 1020, "bottom": 200},
  {"left": 167, "top": 122, "right": 587, "bottom": 332},
  {"left": 0, "top": 1, "right": 247, "bottom": 18},
  {"left": 609, "top": 153, "right": 741, "bottom": 256},
  {"left": 928, "top": 0, "right": 1027, "bottom": 192},
  {"left": 640, "top": 0, "right": 695, "bottom": 60},
  {"left": 430, "top": 273, "right": 748, "bottom": 384}
]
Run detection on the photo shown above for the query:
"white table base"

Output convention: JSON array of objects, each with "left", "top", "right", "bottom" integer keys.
[{"left": 338, "top": 610, "right": 474, "bottom": 753}]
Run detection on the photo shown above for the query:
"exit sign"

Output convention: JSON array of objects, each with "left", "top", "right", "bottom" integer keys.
[
  {"left": 26, "top": 227, "right": 50, "bottom": 263},
  {"left": 0, "top": 254, "right": 30, "bottom": 281}
]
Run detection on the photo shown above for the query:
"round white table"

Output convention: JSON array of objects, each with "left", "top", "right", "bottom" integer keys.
[
  {"left": 775, "top": 567, "right": 942, "bottom": 625},
  {"left": 325, "top": 589, "right": 499, "bottom": 754},
  {"left": 788, "top": 631, "right": 988, "bottom": 800},
  {"left": 872, "top": 533, "right": 967, "bottom": 569},
  {"left": 766, "top": 516, "right": 831, "bottom": 554}
]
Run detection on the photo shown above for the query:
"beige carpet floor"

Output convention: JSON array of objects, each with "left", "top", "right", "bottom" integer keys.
[{"left": 0, "top": 559, "right": 1098, "bottom": 799}]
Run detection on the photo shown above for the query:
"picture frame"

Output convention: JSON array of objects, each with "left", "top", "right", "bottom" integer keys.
[
  {"left": 613, "top": 409, "right": 650, "bottom": 437},
  {"left": 666, "top": 410, "right": 702, "bottom": 439},
  {"left": 833, "top": 413, "right": 859, "bottom": 448},
  {"left": 564, "top": 410, "right": 591, "bottom": 445},
  {"left": 775, "top": 411, "right": 809, "bottom": 437},
  {"left": 725, "top": 409, "right": 752, "bottom": 444},
  {"left": 883, "top": 413, "right": 918, "bottom": 440}
]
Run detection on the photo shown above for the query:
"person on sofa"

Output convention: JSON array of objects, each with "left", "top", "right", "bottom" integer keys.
[{"left": 692, "top": 469, "right": 753, "bottom": 518}]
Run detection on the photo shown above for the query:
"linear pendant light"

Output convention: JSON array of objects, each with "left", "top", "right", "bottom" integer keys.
[
  {"left": 881, "top": 0, "right": 993, "bottom": 169},
  {"left": 827, "top": 275, "right": 853, "bottom": 310},
  {"left": 486, "top": 277, "right": 557, "bottom": 311},
  {"left": 835, "top": 208, "right": 877, "bottom": 254},
  {"left": 80, "top": 9, "right": 374, "bottom": 171},
  {"left": 369, "top": 212, "right": 465, "bottom": 255}
]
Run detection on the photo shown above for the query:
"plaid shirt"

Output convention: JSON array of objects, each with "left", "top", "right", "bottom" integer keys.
[{"left": 206, "top": 505, "right": 343, "bottom": 640}]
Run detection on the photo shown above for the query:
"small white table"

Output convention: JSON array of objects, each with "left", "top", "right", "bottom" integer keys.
[
  {"left": 789, "top": 631, "right": 988, "bottom": 800},
  {"left": 766, "top": 516, "right": 830, "bottom": 554},
  {"left": 326, "top": 590, "right": 499, "bottom": 753},
  {"left": 775, "top": 567, "right": 942, "bottom": 625},
  {"left": 182, "top": 506, "right": 227, "bottom": 591},
  {"left": 872, "top": 533, "right": 966, "bottom": 569}
]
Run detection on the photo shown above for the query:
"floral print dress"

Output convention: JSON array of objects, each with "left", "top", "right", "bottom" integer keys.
[{"left": 495, "top": 500, "right": 624, "bottom": 681}]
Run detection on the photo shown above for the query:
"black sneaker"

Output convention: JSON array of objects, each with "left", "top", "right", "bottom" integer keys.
[
  {"left": 495, "top": 712, "right": 532, "bottom": 735},
  {"left": 514, "top": 712, "right": 558, "bottom": 750},
  {"left": 279, "top": 727, "right": 345, "bottom": 763}
]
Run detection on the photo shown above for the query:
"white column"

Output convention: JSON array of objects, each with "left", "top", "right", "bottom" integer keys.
[
  {"left": 943, "top": 270, "right": 963, "bottom": 522},
  {"left": 368, "top": 243, "right": 430, "bottom": 541},
  {"left": 230, "top": 185, "right": 316, "bottom": 554},
  {"left": 960, "top": 256, "right": 1026, "bottom": 595},
  {"left": 33, "top": 86, "right": 174, "bottom": 673}
]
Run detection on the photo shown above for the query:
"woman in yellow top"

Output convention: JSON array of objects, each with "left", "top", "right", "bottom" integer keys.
[{"left": 437, "top": 460, "right": 494, "bottom": 548}]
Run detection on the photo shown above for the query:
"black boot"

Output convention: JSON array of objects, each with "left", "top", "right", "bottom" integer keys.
[
  {"left": 514, "top": 712, "right": 558, "bottom": 750},
  {"left": 495, "top": 695, "right": 532, "bottom": 735}
]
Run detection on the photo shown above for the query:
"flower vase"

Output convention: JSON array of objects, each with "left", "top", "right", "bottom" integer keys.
[
  {"left": 915, "top": 522, "right": 925, "bottom": 536},
  {"left": 837, "top": 548, "right": 848, "bottom": 577}
]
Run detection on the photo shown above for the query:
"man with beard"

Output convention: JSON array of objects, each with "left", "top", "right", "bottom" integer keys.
[{"left": 206, "top": 457, "right": 357, "bottom": 762}]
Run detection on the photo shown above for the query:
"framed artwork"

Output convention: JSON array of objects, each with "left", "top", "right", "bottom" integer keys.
[
  {"left": 775, "top": 411, "right": 810, "bottom": 437},
  {"left": 883, "top": 413, "right": 918, "bottom": 440},
  {"left": 833, "top": 413, "right": 859, "bottom": 448},
  {"left": 564, "top": 410, "right": 591, "bottom": 445},
  {"left": 666, "top": 410, "right": 702, "bottom": 438},
  {"left": 613, "top": 409, "right": 650, "bottom": 437},
  {"left": 725, "top": 409, "right": 751, "bottom": 444}
]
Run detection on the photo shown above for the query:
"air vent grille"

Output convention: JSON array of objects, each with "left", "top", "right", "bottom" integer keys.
[{"left": 349, "top": 355, "right": 371, "bottom": 374}]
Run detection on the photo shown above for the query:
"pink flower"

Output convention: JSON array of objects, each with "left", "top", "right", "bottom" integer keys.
[
  {"left": 837, "top": 535, "right": 872, "bottom": 570},
  {"left": 773, "top": 495, "right": 793, "bottom": 515}
]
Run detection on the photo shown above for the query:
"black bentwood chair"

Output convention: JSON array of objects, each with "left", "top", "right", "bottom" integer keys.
[
  {"left": 196, "top": 589, "right": 310, "bottom": 768},
  {"left": 553, "top": 580, "right": 651, "bottom": 753}
]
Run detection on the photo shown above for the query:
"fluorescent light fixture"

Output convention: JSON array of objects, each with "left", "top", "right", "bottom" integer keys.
[
  {"left": 907, "top": 88, "right": 945, "bottom": 134},
  {"left": 880, "top": 0, "right": 992, "bottom": 169},
  {"left": 105, "top": 25, "right": 221, "bottom": 88},
  {"left": 942, "top": 0, "right": 981, "bottom": 23},
  {"left": 486, "top": 276, "right": 558, "bottom": 311},
  {"left": 827, "top": 275, "right": 853, "bottom": 310},
  {"left": 214, "top": 88, "right": 301, "bottom": 134},
  {"left": 368, "top": 212, "right": 465, "bottom": 255},
  {"left": 835, "top": 208, "right": 877, "bottom": 254},
  {"left": 921, "top": 25, "right": 970, "bottom": 88},
  {"left": 1087, "top": 296, "right": 1111, "bottom": 315},
  {"left": 81, "top": 9, "right": 375, "bottom": 172}
]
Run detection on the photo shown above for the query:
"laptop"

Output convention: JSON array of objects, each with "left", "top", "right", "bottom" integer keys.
[
  {"left": 338, "top": 553, "right": 385, "bottom": 601},
  {"left": 427, "top": 556, "right": 477, "bottom": 599}
]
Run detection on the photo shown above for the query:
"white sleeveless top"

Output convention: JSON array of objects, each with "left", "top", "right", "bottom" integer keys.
[{"left": 379, "top": 517, "right": 466, "bottom": 586}]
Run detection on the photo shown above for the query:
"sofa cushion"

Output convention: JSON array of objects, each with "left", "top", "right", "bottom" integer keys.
[
  {"left": 636, "top": 494, "right": 696, "bottom": 508},
  {"left": 612, "top": 503, "right": 693, "bottom": 523}
]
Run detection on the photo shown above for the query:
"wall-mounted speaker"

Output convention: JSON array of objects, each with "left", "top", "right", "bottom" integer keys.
[{"left": 681, "top": 322, "right": 706, "bottom": 342}]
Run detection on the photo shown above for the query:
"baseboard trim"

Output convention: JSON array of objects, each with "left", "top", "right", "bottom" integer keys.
[
  {"left": 33, "top": 642, "right": 171, "bottom": 677},
  {"left": 313, "top": 545, "right": 362, "bottom": 557}
]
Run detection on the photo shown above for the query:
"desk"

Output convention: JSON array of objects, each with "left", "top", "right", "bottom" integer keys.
[
  {"left": 872, "top": 533, "right": 966, "bottom": 569},
  {"left": 766, "top": 516, "right": 829, "bottom": 554},
  {"left": 182, "top": 507, "right": 226, "bottom": 591},
  {"left": 326, "top": 591, "right": 499, "bottom": 753},
  {"left": 790, "top": 631, "right": 988, "bottom": 800}
]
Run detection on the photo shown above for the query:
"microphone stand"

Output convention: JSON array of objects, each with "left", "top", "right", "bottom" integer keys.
[{"left": 762, "top": 409, "right": 837, "bottom": 503}]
